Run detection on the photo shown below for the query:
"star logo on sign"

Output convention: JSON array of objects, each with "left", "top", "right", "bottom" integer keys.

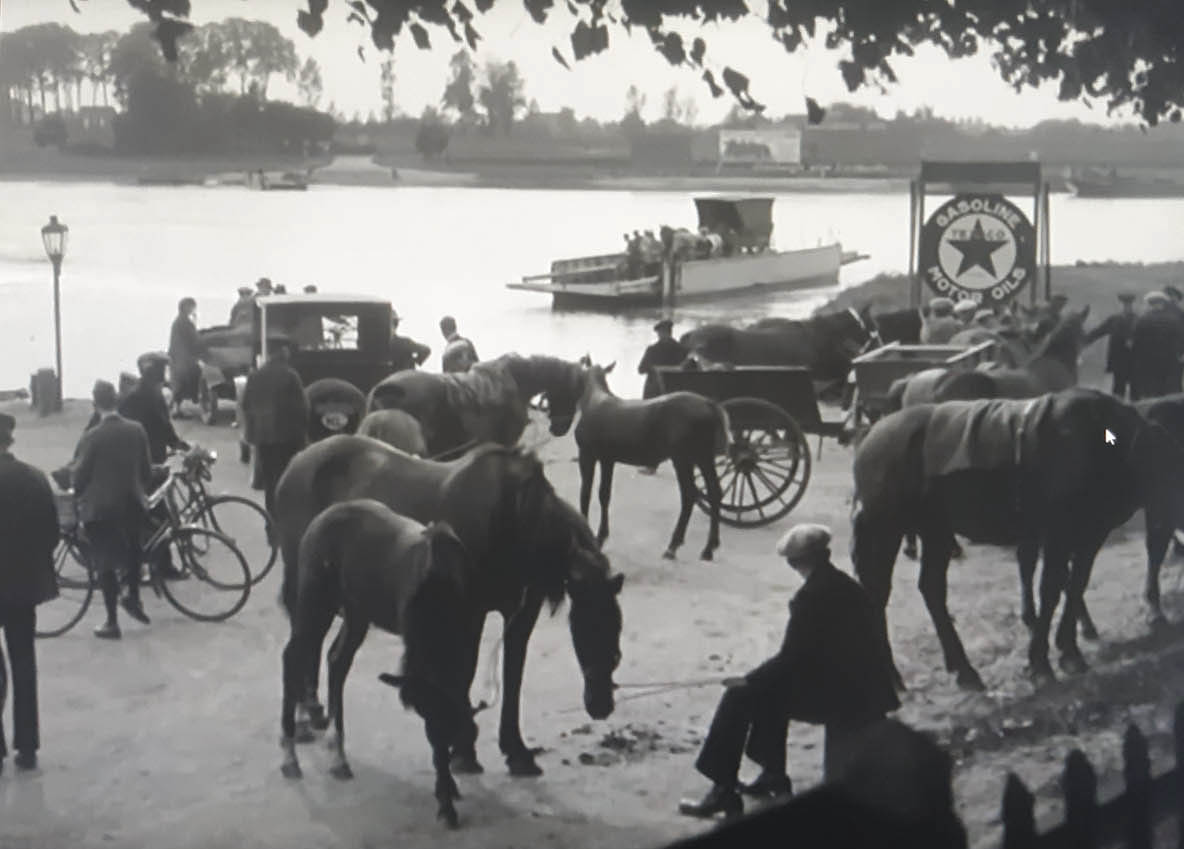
[{"left": 947, "top": 218, "right": 1009, "bottom": 278}]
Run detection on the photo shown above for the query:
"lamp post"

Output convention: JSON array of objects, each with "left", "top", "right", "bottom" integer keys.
[{"left": 41, "top": 215, "right": 68, "bottom": 411}]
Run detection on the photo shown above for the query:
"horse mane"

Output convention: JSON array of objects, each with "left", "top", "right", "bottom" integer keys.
[{"left": 1028, "top": 310, "right": 1085, "bottom": 366}]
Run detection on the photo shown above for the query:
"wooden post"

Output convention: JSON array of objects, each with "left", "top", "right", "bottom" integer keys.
[
  {"left": 908, "top": 178, "right": 918, "bottom": 304},
  {"left": 1123, "top": 724, "right": 1152, "bottom": 849},
  {"left": 1064, "top": 749, "right": 1099, "bottom": 849},
  {"left": 1042, "top": 181, "right": 1052, "bottom": 301},
  {"left": 1002, "top": 773, "right": 1036, "bottom": 849},
  {"left": 1175, "top": 701, "right": 1184, "bottom": 849}
]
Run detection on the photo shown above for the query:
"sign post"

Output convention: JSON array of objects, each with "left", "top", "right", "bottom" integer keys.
[{"left": 908, "top": 162, "right": 1051, "bottom": 308}]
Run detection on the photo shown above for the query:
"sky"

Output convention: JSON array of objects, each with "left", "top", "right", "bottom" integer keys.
[{"left": 0, "top": 0, "right": 1148, "bottom": 128}]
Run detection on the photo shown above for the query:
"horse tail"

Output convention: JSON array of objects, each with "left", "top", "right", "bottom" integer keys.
[{"left": 710, "top": 400, "right": 732, "bottom": 453}]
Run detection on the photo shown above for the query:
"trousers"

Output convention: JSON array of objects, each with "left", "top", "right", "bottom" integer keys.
[
  {"left": 255, "top": 442, "right": 303, "bottom": 516},
  {"left": 693, "top": 681, "right": 883, "bottom": 787},
  {"left": 0, "top": 604, "right": 39, "bottom": 758}
]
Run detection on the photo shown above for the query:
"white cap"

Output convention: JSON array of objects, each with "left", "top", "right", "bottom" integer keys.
[{"left": 776, "top": 524, "right": 832, "bottom": 560}]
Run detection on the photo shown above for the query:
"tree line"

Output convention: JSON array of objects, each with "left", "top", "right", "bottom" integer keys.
[{"left": 0, "top": 19, "right": 333, "bottom": 156}]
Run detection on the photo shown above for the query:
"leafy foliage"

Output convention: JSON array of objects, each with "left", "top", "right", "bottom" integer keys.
[
  {"left": 107, "top": 0, "right": 1184, "bottom": 126},
  {"left": 415, "top": 105, "right": 450, "bottom": 158}
]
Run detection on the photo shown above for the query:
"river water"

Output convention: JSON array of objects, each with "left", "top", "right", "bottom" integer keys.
[{"left": 1, "top": 181, "right": 1182, "bottom": 398}]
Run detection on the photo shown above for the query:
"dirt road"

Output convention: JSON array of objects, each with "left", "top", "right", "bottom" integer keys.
[{"left": 1, "top": 392, "right": 1181, "bottom": 849}]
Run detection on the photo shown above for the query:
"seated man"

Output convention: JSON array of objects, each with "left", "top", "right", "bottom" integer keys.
[{"left": 678, "top": 524, "right": 900, "bottom": 819}]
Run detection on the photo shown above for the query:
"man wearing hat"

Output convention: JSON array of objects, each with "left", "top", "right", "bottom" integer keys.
[
  {"left": 255, "top": 277, "right": 274, "bottom": 297},
  {"left": 73, "top": 380, "right": 155, "bottom": 638},
  {"left": 388, "top": 310, "right": 431, "bottom": 373},
  {"left": 168, "top": 297, "right": 204, "bottom": 418},
  {"left": 0, "top": 412, "right": 59, "bottom": 771},
  {"left": 120, "top": 352, "right": 189, "bottom": 465},
  {"left": 1084, "top": 292, "right": 1139, "bottom": 400},
  {"left": 439, "top": 316, "right": 479, "bottom": 374},
  {"left": 1131, "top": 291, "right": 1184, "bottom": 399},
  {"left": 638, "top": 319, "right": 689, "bottom": 400},
  {"left": 229, "top": 286, "right": 255, "bottom": 327},
  {"left": 951, "top": 298, "right": 977, "bottom": 327},
  {"left": 241, "top": 337, "right": 309, "bottom": 516},
  {"left": 919, "top": 298, "right": 960, "bottom": 345},
  {"left": 678, "top": 524, "right": 900, "bottom": 819}
]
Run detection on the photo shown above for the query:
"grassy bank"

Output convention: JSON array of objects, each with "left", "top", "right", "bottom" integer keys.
[{"left": 0, "top": 145, "right": 324, "bottom": 184}]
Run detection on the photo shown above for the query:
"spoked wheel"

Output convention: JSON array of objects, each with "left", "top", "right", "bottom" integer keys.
[
  {"left": 157, "top": 527, "right": 251, "bottom": 622},
  {"left": 199, "top": 377, "right": 219, "bottom": 426},
  {"left": 36, "top": 538, "right": 95, "bottom": 638},
  {"left": 694, "top": 397, "right": 811, "bottom": 528},
  {"left": 188, "top": 495, "right": 277, "bottom": 586}
]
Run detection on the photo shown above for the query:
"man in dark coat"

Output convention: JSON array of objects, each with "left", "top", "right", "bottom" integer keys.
[
  {"left": 439, "top": 316, "right": 479, "bottom": 374},
  {"left": 1131, "top": 291, "right": 1184, "bottom": 399},
  {"left": 1084, "top": 292, "right": 1138, "bottom": 399},
  {"left": 119, "top": 353, "right": 190, "bottom": 464},
  {"left": 389, "top": 310, "right": 431, "bottom": 372},
  {"left": 229, "top": 286, "right": 255, "bottom": 326},
  {"left": 0, "top": 412, "right": 59, "bottom": 772},
  {"left": 638, "top": 318, "right": 689, "bottom": 400},
  {"left": 678, "top": 524, "right": 900, "bottom": 819},
  {"left": 73, "top": 381, "right": 155, "bottom": 638},
  {"left": 168, "top": 297, "right": 204, "bottom": 417},
  {"left": 241, "top": 338, "right": 309, "bottom": 516}
]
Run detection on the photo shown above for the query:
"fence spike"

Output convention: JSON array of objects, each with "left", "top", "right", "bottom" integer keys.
[
  {"left": 1063, "top": 749, "right": 1099, "bottom": 849},
  {"left": 1123, "top": 724, "right": 1152, "bottom": 849},
  {"left": 1002, "top": 773, "right": 1036, "bottom": 849}
]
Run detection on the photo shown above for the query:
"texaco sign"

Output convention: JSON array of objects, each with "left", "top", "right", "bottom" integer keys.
[{"left": 919, "top": 194, "right": 1036, "bottom": 307}]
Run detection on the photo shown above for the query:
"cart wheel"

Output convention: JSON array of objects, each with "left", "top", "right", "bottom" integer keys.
[
  {"left": 199, "top": 377, "right": 219, "bottom": 426},
  {"left": 694, "top": 396, "right": 812, "bottom": 528}
]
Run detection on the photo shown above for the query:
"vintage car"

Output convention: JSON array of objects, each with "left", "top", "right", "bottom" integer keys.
[{"left": 197, "top": 293, "right": 395, "bottom": 438}]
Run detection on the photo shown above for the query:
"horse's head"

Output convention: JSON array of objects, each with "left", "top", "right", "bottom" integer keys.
[
  {"left": 679, "top": 325, "right": 734, "bottom": 364},
  {"left": 566, "top": 543, "right": 624, "bottom": 720},
  {"left": 541, "top": 359, "right": 586, "bottom": 436},
  {"left": 398, "top": 521, "right": 478, "bottom": 737},
  {"left": 1033, "top": 304, "right": 1090, "bottom": 367}
]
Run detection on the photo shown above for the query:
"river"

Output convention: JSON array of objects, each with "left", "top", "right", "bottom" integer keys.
[{"left": 1, "top": 181, "right": 1182, "bottom": 398}]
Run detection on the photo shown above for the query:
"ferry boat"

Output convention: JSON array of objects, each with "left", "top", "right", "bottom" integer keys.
[{"left": 506, "top": 196, "right": 864, "bottom": 310}]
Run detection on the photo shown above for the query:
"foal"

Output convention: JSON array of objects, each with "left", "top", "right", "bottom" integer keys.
[
  {"left": 280, "top": 499, "right": 476, "bottom": 828},
  {"left": 574, "top": 359, "right": 730, "bottom": 560}
]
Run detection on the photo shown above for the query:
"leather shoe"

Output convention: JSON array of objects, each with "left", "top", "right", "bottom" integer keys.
[
  {"left": 677, "top": 784, "right": 743, "bottom": 819},
  {"left": 120, "top": 596, "right": 151, "bottom": 625},
  {"left": 739, "top": 771, "right": 793, "bottom": 799},
  {"left": 15, "top": 751, "right": 37, "bottom": 771},
  {"left": 94, "top": 622, "right": 122, "bottom": 639}
]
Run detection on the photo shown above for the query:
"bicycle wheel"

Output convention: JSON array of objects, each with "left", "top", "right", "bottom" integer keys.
[
  {"left": 36, "top": 538, "right": 95, "bottom": 638},
  {"left": 157, "top": 527, "right": 251, "bottom": 622},
  {"left": 190, "top": 495, "right": 277, "bottom": 586}
]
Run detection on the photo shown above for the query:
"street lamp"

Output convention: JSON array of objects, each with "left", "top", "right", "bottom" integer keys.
[{"left": 41, "top": 214, "right": 68, "bottom": 411}]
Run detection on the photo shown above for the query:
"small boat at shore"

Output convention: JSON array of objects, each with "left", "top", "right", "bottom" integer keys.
[
  {"left": 244, "top": 169, "right": 309, "bottom": 191},
  {"left": 506, "top": 195, "right": 863, "bottom": 310},
  {"left": 1068, "top": 169, "right": 1184, "bottom": 198}
]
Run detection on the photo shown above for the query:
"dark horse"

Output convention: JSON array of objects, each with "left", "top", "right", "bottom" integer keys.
[
  {"left": 366, "top": 354, "right": 586, "bottom": 458},
  {"left": 851, "top": 389, "right": 1184, "bottom": 691},
  {"left": 275, "top": 435, "right": 625, "bottom": 776},
  {"left": 280, "top": 500, "right": 475, "bottom": 827},
  {"left": 574, "top": 359, "right": 730, "bottom": 561},
  {"left": 678, "top": 308, "right": 878, "bottom": 386}
]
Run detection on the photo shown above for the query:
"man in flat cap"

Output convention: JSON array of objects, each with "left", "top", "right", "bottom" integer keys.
[
  {"left": 73, "top": 380, "right": 155, "bottom": 637},
  {"left": 0, "top": 412, "right": 59, "bottom": 771},
  {"left": 1131, "top": 291, "right": 1184, "bottom": 399},
  {"left": 636, "top": 318, "right": 689, "bottom": 473},
  {"left": 229, "top": 286, "right": 255, "bottom": 327},
  {"left": 439, "top": 316, "right": 479, "bottom": 374},
  {"left": 952, "top": 298, "right": 977, "bottom": 326},
  {"left": 241, "top": 337, "right": 309, "bottom": 516},
  {"left": 1084, "top": 292, "right": 1138, "bottom": 400},
  {"left": 388, "top": 309, "right": 431, "bottom": 373},
  {"left": 920, "top": 298, "right": 960, "bottom": 345},
  {"left": 678, "top": 524, "right": 899, "bottom": 819}
]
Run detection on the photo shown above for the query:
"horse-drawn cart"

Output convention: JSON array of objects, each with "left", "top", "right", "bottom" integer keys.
[
  {"left": 849, "top": 341, "right": 996, "bottom": 429},
  {"left": 654, "top": 366, "right": 846, "bottom": 528}
]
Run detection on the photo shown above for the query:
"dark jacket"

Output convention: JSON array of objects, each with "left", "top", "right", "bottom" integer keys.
[
  {"left": 638, "top": 337, "right": 689, "bottom": 399},
  {"left": 442, "top": 334, "right": 479, "bottom": 374},
  {"left": 1131, "top": 309, "right": 1184, "bottom": 396},
  {"left": 745, "top": 561, "right": 900, "bottom": 726},
  {"left": 72, "top": 413, "right": 153, "bottom": 524},
  {"left": 1085, "top": 311, "right": 1137, "bottom": 374},
  {"left": 168, "top": 314, "right": 203, "bottom": 369},
  {"left": 390, "top": 334, "right": 431, "bottom": 372},
  {"left": 118, "top": 379, "right": 184, "bottom": 464},
  {"left": 242, "top": 359, "right": 309, "bottom": 446},
  {"left": 229, "top": 297, "right": 255, "bottom": 327},
  {"left": 0, "top": 452, "right": 60, "bottom": 607}
]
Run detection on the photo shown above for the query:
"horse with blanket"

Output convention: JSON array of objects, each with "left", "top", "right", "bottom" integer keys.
[
  {"left": 851, "top": 389, "right": 1184, "bottom": 691},
  {"left": 365, "top": 354, "right": 585, "bottom": 459},
  {"left": 274, "top": 436, "right": 625, "bottom": 778}
]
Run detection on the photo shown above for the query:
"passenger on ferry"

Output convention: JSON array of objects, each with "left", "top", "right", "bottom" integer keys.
[{"left": 229, "top": 286, "right": 255, "bottom": 326}]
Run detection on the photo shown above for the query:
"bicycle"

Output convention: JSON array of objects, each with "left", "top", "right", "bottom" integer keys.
[
  {"left": 169, "top": 444, "right": 277, "bottom": 586},
  {"left": 36, "top": 466, "right": 253, "bottom": 638}
]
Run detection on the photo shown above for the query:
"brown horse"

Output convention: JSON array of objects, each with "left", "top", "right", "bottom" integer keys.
[
  {"left": 279, "top": 500, "right": 475, "bottom": 827},
  {"left": 852, "top": 389, "right": 1184, "bottom": 691},
  {"left": 366, "top": 354, "right": 585, "bottom": 459},
  {"left": 275, "top": 436, "right": 624, "bottom": 777},
  {"left": 574, "top": 358, "right": 730, "bottom": 561}
]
